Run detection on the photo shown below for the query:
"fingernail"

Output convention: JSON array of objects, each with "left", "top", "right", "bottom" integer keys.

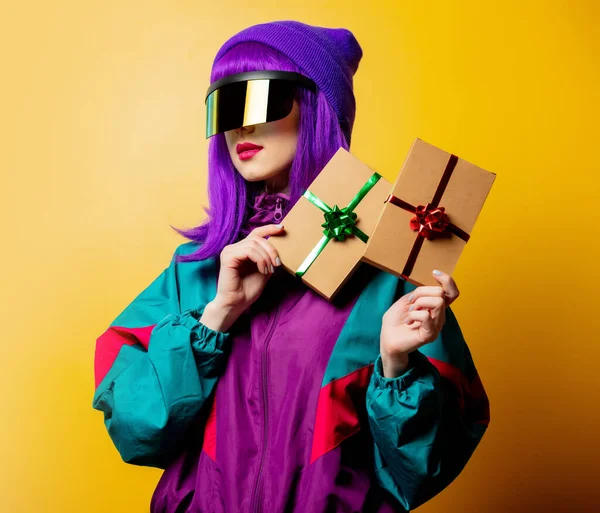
[
  {"left": 409, "top": 305, "right": 415, "bottom": 312},
  {"left": 276, "top": 224, "right": 284, "bottom": 229},
  {"left": 403, "top": 317, "right": 409, "bottom": 324},
  {"left": 407, "top": 293, "right": 414, "bottom": 302},
  {"left": 270, "top": 264, "right": 275, "bottom": 274},
  {"left": 275, "top": 257, "right": 281, "bottom": 267},
  {"left": 433, "top": 270, "right": 443, "bottom": 276}
]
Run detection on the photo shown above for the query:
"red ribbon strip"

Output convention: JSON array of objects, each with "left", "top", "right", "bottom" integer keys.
[{"left": 385, "top": 154, "right": 470, "bottom": 279}]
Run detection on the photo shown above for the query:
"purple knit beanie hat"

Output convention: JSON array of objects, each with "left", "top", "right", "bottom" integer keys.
[{"left": 212, "top": 20, "right": 363, "bottom": 142}]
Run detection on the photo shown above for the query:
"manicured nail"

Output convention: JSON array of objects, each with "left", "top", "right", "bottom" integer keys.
[
  {"left": 276, "top": 224, "right": 284, "bottom": 229},
  {"left": 409, "top": 305, "right": 415, "bottom": 312},
  {"left": 403, "top": 317, "right": 409, "bottom": 324},
  {"left": 407, "top": 293, "right": 414, "bottom": 302},
  {"left": 275, "top": 257, "right": 281, "bottom": 266},
  {"left": 433, "top": 270, "right": 443, "bottom": 276},
  {"left": 270, "top": 264, "right": 275, "bottom": 274}
]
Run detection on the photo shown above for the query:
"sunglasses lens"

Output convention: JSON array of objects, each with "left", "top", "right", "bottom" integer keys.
[
  {"left": 206, "top": 81, "right": 245, "bottom": 137},
  {"left": 266, "top": 80, "right": 295, "bottom": 122},
  {"left": 206, "top": 79, "right": 296, "bottom": 138}
]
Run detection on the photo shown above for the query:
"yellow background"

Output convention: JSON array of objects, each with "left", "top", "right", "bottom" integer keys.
[{"left": 2, "top": 1, "right": 599, "bottom": 511}]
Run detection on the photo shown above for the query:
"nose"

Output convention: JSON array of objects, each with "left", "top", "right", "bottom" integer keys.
[{"left": 234, "top": 124, "right": 255, "bottom": 135}]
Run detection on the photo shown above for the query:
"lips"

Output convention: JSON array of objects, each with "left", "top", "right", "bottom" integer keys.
[
  {"left": 236, "top": 142, "right": 263, "bottom": 161},
  {"left": 236, "top": 142, "right": 263, "bottom": 154}
]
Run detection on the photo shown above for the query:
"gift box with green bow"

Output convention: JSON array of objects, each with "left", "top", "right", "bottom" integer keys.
[{"left": 270, "top": 147, "right": 391, "bottom": 301}]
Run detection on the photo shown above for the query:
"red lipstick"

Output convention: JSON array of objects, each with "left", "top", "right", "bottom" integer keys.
[{"left": 236, "top": 142, "right": 263, "bottom": 161}]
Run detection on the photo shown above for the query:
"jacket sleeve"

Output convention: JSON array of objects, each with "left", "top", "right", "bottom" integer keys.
[
  {"left": 366, "top": 306, "right": 490, "bottom": 510},
  {"left": 92, "top": 245, "right": 228, "bottom": 469}
]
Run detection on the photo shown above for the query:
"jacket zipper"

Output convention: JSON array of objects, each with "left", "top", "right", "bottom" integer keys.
[
  {"left": 274, "top": 197, "right": 283, "bottom": 223},
  {"left": 250, "top": 302, "right": 281, "bottom": 513}
]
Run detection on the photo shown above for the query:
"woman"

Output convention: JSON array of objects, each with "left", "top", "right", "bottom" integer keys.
[{"left": 93, "top": 21, "right": 490, "bottom": 513}]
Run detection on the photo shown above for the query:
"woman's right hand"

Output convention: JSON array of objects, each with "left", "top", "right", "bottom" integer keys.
[{"left": 200, "top": 224, "right": 285, "bottom": 332}]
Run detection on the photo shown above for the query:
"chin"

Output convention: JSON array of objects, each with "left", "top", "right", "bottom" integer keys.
[
  {"left": 237, "top": 167, "right": 271, "bottom": 182},
  {"left": 242, "top": 174, "right": 270, "bottom": 183},
  {"left": 238, "top": 166, "right": 286, "bottom": 184}
]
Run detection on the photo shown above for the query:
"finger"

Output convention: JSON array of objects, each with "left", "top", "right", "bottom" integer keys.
[
  {"left": 384, "top": 290, "right": 415, "bottom": 319},
  {"left": 244, "top": 247, "right": 272, "bottom": 275},
  {"left": 247, "top": 241, "right": 275, "bottom": 274},
  {"left": 418, "top": 312, "right": 439, "bottom": 342},
  {"left": 253, "top": 236, "right": 281, "bottom": 269},
  {"left": 405, "top": 309, "right": 430, "bottom": 324},
  {"left": 407, "top": 286, "right": 444, "bottom": 303},
  {"left": 405, "top": 309, "right": 437, "bottom": 339},
  {"left": 408, "top": 305, "right": 446, "bottom": 334},
  {"left": 410, "top": 296, "right": 446, "bottom": 318},
  {"left": 409, "top": 321, "right": 423, "bottom": 330},
  {"left": 432, "top": 270, "right": 460, "bottom": 305},
  {"left": 249, "top": 223, "right": 285, "bottom": 240},
  {"left": 385, "top": 285, "right": 445, "bottom": 322},
  {"left": 231, "top": 242, "right": 272, "bottom": 275}
]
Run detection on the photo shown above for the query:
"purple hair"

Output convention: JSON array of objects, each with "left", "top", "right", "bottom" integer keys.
[{"left": 172, "top": 42, "right": 350, "bottom": 263}]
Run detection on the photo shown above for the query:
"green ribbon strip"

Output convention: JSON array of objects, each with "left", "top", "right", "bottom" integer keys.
[{"left": 295, "top": 172, "right": 381, "bottom": 277}]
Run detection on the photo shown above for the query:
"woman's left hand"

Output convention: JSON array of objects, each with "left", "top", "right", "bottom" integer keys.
[{"left": 380, "top": 270, "right": 460, "bottom": 378}]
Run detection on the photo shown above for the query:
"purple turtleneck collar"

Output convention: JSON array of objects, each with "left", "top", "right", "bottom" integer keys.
[{"left": 240, "top": 191, "right": 291, "bottom": 236}]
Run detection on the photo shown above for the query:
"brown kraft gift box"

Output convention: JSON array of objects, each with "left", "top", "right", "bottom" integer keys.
[
  {"left": 270, "top": 147, "right": 391, "bottom": 301},
  {"left": 362, "top": 138, "right": 496, "bottom": 287}
]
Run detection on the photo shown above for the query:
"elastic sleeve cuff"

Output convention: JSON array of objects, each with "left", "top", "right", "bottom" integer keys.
[
  {"left": 371, "top": 350, "right": 432, "bottom": 392},
  {"left": 164, "top": 307, "right": 230, "bottom": 356}
]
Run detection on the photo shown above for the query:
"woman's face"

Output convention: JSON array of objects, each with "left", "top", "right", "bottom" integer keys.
[{"left": 224, "top": 99, "right": 300, "bottom": 192}]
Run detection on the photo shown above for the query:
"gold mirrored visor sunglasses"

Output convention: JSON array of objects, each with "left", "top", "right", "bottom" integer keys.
[{"left": 205, "top": 71, "right": 317, "bottom": 139}]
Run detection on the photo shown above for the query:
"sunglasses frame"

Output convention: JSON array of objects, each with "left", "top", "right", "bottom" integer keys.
[{"left": 205, "top": 70, "right": 317, "bottom": 102}]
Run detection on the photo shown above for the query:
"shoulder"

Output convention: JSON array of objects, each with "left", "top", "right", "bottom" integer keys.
[
  {"left": 170, "top": 241, "right": 219, "bottom": 310},
  {"left": 172, "top": 241, "right": 203, "bottom": 259}
]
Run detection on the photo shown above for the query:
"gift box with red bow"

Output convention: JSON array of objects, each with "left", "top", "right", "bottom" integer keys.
[{"left": 362, "top": 138, "right": 496, "bottom": 287}]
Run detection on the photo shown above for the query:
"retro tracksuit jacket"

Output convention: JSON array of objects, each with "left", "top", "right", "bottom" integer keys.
[{"left": 92, "top": 241, "right": 490, "bottom": 512}]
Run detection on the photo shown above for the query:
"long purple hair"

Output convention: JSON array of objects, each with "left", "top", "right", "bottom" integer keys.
[{"left": 173, "top": 42, "right": 351, "bottom": 263}]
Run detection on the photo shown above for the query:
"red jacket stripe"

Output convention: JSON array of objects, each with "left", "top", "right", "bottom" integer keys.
[
  {"left": 94, "top": 325, "right": 154, "bottom": 388},
  {"left": 310, "top": 364, "right": 374, "bottom": 463}
]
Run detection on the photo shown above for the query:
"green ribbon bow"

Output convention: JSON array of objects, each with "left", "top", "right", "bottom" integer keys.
[
  {"left": 321, "top": 205, "right": 360, "bottom": 241},
  {"left": 296, "top": 172, "right": 381, "bottom": 277}
]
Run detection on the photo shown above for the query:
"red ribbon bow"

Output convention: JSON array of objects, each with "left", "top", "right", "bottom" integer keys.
[{"left": 410, "top": 203, "right": 451, "bottom": 240}]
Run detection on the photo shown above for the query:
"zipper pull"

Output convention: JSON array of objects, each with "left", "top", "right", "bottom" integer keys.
[{"left": 274, "top": 197, "right": 283, "bottom": 223}]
